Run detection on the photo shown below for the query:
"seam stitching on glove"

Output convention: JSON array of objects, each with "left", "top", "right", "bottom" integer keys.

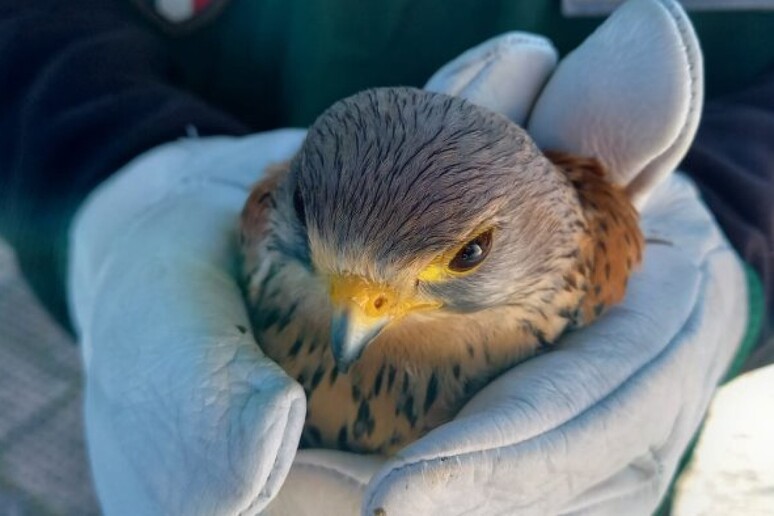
[
  {"left": 629, "top": 0, "right": 701, "bottom": 204},
  {"left": 429, "top": 34, "right": 553, "bottom": 96}
]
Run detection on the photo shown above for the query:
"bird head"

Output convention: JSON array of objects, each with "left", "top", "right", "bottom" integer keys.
[{"left": 269, "top": 88, "right": 587, "bottom": 371}]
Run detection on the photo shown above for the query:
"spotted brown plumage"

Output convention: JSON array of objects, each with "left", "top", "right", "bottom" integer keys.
[
  {"left": 239, "top": 87, "right": 643, "bottom": 454},
  {"left": 545, "top": 151, "right": 645, "bottom": 324}
]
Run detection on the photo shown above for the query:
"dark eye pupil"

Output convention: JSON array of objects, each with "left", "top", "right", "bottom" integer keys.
[
  {"left": 293, "top": 187, "right": 306, "bottom": 227},
  {"left": 461, "top": 244, "right": 482, "bottom": 261},
  {"left": 449, "top": 230, "right": 492, "bottom": 272}
]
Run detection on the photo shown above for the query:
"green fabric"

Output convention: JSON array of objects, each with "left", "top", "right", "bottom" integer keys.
[
  {"left": 723, "top": 265, "right": 766, "bottom": 381},
  {"left": 655, "top": 264, "right": 765, "bottom": 516},
  {"left": 153, "top": 0, "right": 774, "bottom": 129}
]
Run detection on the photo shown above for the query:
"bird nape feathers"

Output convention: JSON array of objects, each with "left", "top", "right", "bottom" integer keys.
[{"left": 240, "top": 87, "right": 643, "bottom": 455}]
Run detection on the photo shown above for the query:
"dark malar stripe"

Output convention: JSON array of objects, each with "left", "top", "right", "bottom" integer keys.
[
  {"left": 373, "top": 365, "right": 385, "bottom": 397},
  {"left": 288, "top": 338, "right": 304, "bottom": 358},
  {"left": 257, "top": 263, "right": 279, "bottom": 298},
  {"left": 401, "top": 371, "right": 409, "bottom": 394},
  {"left": 386, "top": 365, "right": 397, "bottom": 391},
  {"left": 329, "top": 366, "right": 339, "bottom": 385},
  {"left": 424, "top": 373, "right": 438, "bottom": 413},
  {"left": 310, "top": 365, "right": 325, "bottom": 391},
  {"left": 557, "top": 307, "right": 574, "bottom": 321},
  {"left": 254, "top": 307, "right": 281, "bottom": 332},
  {"left": 353, "top": 400, "right": 375, "bottom": 439},
  {"left": 305, "top": 425, "right": 322, "bottom": 445},
  {"left": 337, "top": 426, "right": 348, "bottom": 449},
  {"left": 275, "top": 301, "right": 298, "bottom": 333},
  {"left": 463, "top": 378, "right": 481, "bottom": 397},
  {"left": 402, "top": 395, "right": 417, "bottom": 428},
  {"left": 533, "top": 329, "right": 550, "bottom": 349}
]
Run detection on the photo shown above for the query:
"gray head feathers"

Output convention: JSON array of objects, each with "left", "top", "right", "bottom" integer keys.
[{"left": 282, "top": 87, "right": 585, "bottom": 311}]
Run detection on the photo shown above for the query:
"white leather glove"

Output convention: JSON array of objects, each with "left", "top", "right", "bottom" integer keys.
[{"left": 70, "top": 131, "right": 309, "bottom": 515}]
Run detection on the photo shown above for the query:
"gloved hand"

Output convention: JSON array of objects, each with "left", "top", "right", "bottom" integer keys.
[
  {"left": 69, "top": 1, "right": 746, "bottom": 514},
  {"left": 70, "top": 131, "right": 309, "bottom": 515}
]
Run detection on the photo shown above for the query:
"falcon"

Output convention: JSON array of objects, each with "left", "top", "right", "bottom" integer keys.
[{"left": 240, "top": 87, "right": 643, "bottom": 454}]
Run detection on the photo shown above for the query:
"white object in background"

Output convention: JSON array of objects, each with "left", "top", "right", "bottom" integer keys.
[{"left": 673, "top": 364, "right": 774, "bottom": 516}]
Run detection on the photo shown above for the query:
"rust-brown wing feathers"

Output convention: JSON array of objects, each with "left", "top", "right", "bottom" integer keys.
[
  {"left": 240, "top": 161, "right": 290, "bottom": 273},
  {"left": 546, "top": 151, "right": 644, "bottom": 324}
]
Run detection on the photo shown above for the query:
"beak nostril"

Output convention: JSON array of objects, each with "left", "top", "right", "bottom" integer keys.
[{"left": 373, "top": 295, "right": 387, "bottom": 310}]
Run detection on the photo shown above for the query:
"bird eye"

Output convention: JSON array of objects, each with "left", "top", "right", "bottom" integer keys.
[
  {"left": 448, "top": 229, "right": 493, "bottom": 272},
  {"left": 293, "top": 186, "right": 306, "bottom": 227}
]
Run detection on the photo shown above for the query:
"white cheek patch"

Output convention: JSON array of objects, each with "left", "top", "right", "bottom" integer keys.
[{"left": 562, "top": 0, "right": 774, "bottom": 16}]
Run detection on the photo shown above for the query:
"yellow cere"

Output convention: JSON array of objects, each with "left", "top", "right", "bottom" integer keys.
[{"left": 329, "top": 274, "right": 440, "bottom": 319}]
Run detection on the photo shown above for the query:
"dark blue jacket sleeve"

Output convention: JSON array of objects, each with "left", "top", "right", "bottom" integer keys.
[
  {"left": 0, "top": 0, "right": 248, "bottom": 328},
  {"left": 680, "top": 67, "right": 774, "bottom": 366}
]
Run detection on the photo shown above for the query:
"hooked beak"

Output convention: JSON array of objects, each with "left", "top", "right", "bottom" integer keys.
[
  {"left": 328, "top": 274, "right": 440, "bottom": 372},
  {"left": 330, "top": 309, "right": 388, "bottom": 372}
]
